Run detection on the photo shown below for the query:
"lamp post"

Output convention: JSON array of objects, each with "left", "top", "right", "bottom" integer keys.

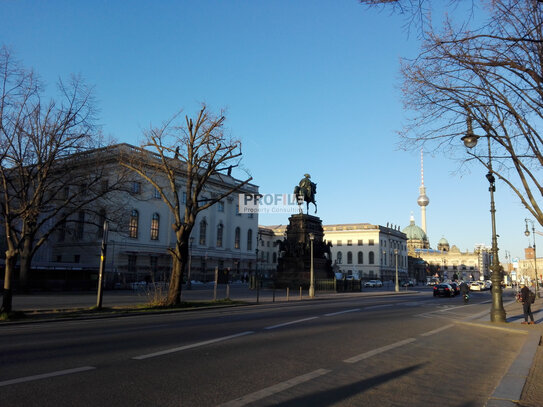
[
  {"left": 461, "top": 112, "right": 506, "bottom": 323},
  {"left": 187, "top": 237, "right": 194, "bottom": 290},
  {"left": 309, "top": 232, "right": 315, "bottom": 298},
  {"left": 524, "top": 219, "right": 539, "bottom": 298},
  {"left": 394, "top": 248, "right": 399, "bottom": 292}
]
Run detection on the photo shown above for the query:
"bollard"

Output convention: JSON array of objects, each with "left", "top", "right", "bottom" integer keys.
[
  {"left": 286, "top": 287, "right": 290, "bottom": 302},
  {"left": 226, "top": 284, "right": 230, "bottom": 299},
  {"left": 300, "top": 286, "right": 302, "bottom": 300},
  {"left": 273, "top": 288, "right": 275, "bottom": 303}
]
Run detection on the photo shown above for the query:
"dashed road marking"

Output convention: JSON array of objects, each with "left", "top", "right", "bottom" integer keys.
[
  {"left": 343, "top": 338, "right": 416, "bottom": 364},
  {"left": 132, "top": 331, "right": 254, "bottom": 360},
  {"left": 265, "top": 317, "right": 319, "bottom": 330},
  {"left": 0, "top": 366, "right": 96, "bottom": 387},
  {"left": 217, "top": 368, "right": 332, "bottom": 407}
]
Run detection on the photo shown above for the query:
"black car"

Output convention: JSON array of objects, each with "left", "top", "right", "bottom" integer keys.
[
  {"left": 449, "top": 282, "right": 460, "bottom": 296},
  {"left": 433, "top": 283, "right": 455, "bottom": 297}
]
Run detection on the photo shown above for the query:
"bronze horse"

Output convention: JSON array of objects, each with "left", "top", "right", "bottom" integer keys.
[{"left": 294, "top": 180, "right": 317, "bottom": 214}]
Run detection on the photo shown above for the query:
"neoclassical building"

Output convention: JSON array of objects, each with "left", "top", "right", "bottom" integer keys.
[
  {"left": 258, "top": 222, "right": 409, "bottom": 282},
  {"left": 28, "top": 144, "right": 259, "bottom": 288}
]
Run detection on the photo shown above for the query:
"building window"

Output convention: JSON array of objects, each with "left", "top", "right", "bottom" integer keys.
[
  {"left": 347, "top": 240, "right": 352, "bottom": 246},
  {"left": 150, "top": 256, "right": 158, "bottom": 275},
  {"left": 369, "top": 251, "right": 375, "bottom": 264},
  {"left": 234, "top": 227, "right": 241, "bottom": 249},
  {"left": 131, "top": 181, "right": 141, "bottom": 195},
  {"left": 337, "top": 251, "right": 343, "bottom": 264},
  {"left": 273, "top": 252, "right": 277, "bottom": 263},
  {"left": 153, "top": 188, "right": 161, "bottom": 199},
  {"left": 97, "top": 209, "right": 106, "bottom": 238},
  {"left": 76, "top": 211, "right": 85, "bottom": 240},
  {"left": 128, "top": 254, "right": 137, "bottom": 273},
  {"left": 218, "top": 201, "right": 225, "bottom": 212},
  {"left": 217, "top": 223, "right": 223, "bottom": 247},
  {"left": 369, "top": 239, "right": 374, "bottom": 246},
  {"left": 74, "top": 254, "right": 80, "bottom": 263},
  {"left": 358, "top": 240, "right": 363, "bottom": 246},
  {"left": 199, "top": 219, "right": 207, "bottom": 245},
  {"left": 58, "top": 217, "right": 66, "bottom": 242},
  {"left": 150, "top": 213, "right": 160, "bottom": 240},
  {"left": 337, "top": 240, "right": 342, "bottom": 246},
  {"left": 129, "top": 210, "right": 139, "bottom": 239},
  {"left": 247, "top": 229, "right": 253, "bottom": 251},
  {"left": 182, "top": 192, "right": 187, "bottom": 204},
  {"left": 358, "top": 251, "right": 363, "bottom": 264},
  {"left": 347, "top": 251, "right": 353, "bottom": 264}
]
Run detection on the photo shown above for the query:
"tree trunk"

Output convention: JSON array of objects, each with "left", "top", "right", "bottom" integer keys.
[
  {"left": 18, "top": 238, "right": 33, "bottom": 290},
  {"left": 1, "top": 253, "right": 17, "bottom": 314},
  {"left": 166, "top": 236, "right": 189, "bottom": 306}
]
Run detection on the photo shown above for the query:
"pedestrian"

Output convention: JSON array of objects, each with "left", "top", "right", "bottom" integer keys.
[{"left": 520, "top": 283, "right": 535, "bottom": 325}]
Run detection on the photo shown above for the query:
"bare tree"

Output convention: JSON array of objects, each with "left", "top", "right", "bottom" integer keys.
[
  {"left": 120, "top": 105, "right": 253, "bottom": 306},
  {"left": 0, "top": 47, "right": 112, "bottom": 313},
  {"left": 361, "top": 0, "right": 543, "bottom": 227}
]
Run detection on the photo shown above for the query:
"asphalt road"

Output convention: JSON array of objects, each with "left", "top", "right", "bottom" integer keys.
[{"left": 0, "top": 290, "right": 531, "bottom": 406}]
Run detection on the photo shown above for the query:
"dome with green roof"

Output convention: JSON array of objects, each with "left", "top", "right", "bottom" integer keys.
[{"left": 402, "top": 215, "right": 428, "bottom": 241}]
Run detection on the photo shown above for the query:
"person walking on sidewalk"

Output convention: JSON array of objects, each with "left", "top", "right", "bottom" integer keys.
[{"left": 520, "top": 283, "right": 535, "bottom": 325}]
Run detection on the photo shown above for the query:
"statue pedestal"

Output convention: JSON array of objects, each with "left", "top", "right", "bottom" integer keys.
[{"left": 276, "top": 214, "right": 333, "bottom": 288}]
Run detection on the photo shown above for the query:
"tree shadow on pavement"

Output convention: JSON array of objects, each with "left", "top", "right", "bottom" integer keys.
[{"left": 273, "top": 363, "right": 427, "bottom": 407}]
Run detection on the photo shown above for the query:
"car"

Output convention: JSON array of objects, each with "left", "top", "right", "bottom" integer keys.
[
  {"left": 433, "top": 283, "right": 455, "bottom": 297},
  {"left": 401, "top": 280, "right": 414, "bottom": 287},
  {"left": 449, "top": 282, "right": 460, "bottom": 296},
  {"left": 364, "top": 279, "right": 383, "bottom": 288},
  {"left": 470, "top": 281, "right": 483, "bottom": 291}
]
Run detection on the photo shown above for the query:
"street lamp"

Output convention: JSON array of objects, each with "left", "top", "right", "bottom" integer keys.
[
  {"left": 524, "top": 219, "right": 539, "bottom": 298},
  {"left": 394, "top": 248, "right": 399, "bottom": 292},
  {"left": 462, "top": 111, "right": 506, "bottom": 323},
  {"left": 309, "top": 232, "right": 315, "bottom": 298},
  {"left": 187, "top": 237, "right": 194, "bottom": 290}
]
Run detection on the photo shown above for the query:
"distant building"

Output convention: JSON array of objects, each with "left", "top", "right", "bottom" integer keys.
[{"left": 259, "top": 222, "right": 409, "bottom": 282}]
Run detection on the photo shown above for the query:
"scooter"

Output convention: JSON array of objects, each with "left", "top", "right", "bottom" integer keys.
[{"left": 463, "top": 293, "right": 470, "bottom": 304}]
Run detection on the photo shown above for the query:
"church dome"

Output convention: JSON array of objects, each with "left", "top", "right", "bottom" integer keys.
[
  {"left": 402, "top": 215, "right": 427, "bottom": 241},
  {"left": 438, "top": 237, "right": 449, "bottom": 245}
]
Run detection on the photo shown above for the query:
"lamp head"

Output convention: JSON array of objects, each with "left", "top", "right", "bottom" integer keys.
[{"left": 462, "top": 112, "right": 480, "bottom": 148}]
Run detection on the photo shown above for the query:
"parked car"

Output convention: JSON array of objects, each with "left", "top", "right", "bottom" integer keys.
[
  {"left": 364, "top": 279, "right": 383, "bottom": 288},
  {"left": 401, "top": 280, "right": 414, "bottom": 287},
  {"left": 433, "top": 283, "right": 455, "bottom": 297},
  {"left": 449, "top": 282, "right": 460, "bottom": 296}
]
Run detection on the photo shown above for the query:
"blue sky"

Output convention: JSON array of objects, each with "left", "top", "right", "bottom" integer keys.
[{"left": 1, "top": 0, "right": 535, "bottom": 261}]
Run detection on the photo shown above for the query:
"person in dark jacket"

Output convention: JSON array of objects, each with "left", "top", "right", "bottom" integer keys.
[{"left": 520, "top": 283, "right": 535, "bottom": 324}]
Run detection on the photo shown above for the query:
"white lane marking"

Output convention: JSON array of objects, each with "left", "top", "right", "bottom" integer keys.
[
  {"left": 265, "top": 317, "right": 318, "bottom": 330},
  {"left": 132, "top": 331, "right": 254, "bottom": 360},
  {"left": 343, "top": 338, "right": 416, "bottom": 364},
  {"left": 420, "top": 324, "right": 455, "bottom": 337},
  {"left": 324, "top": 308, "right": 360, "bottom": 317},
  {"left": 217, "top": 368, "right": 331, "bottom": 407},
  {"left": 365, "top": 304, "right": 393, "bottom": 310},
  {"left": 0, "top": 366, "right": 96, "bottom": 387}
]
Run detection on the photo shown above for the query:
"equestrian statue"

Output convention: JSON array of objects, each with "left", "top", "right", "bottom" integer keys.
[{"left": 294, "top": 173, "right": 317, "bottom": 214}]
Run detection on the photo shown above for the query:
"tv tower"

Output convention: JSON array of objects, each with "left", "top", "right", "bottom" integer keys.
[{"left": 417, "top": 148, "right": 429, "bottom": 234}]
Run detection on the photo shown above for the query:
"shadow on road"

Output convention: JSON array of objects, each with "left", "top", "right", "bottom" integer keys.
[{"left": 272, "top": 363, "right": 426, "bottom": 407}]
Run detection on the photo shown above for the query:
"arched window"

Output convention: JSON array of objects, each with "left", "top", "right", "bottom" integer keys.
[
  {"left": 234, "top": 227, "right": 241, "bottom": 249},
  {"left": 247, "top": 229, "right": 253, "bottom": 250},
  {"left": 216, "top": 223, "right": 223, "bottom": 247},
  {"left": 273, "top": 252, "right": 277, "bottom": 263},
  {"left": 150, "top": 213, "right": 159, "bottom": 240},
  {"left": 358, "top": 251, "right": 363, "bottom": 264},
  {"left": 369, "top": 251, "right": 375, "bottom": 264},
  {"left": 129, "top": 210, "right": 138, "bottom": 239},
  {"left": 347, "top": 251, "right": 353, "bottom": 264},
  {"left": 199, "top": 219, "right": 207, "bottom": 245},
  {"left": 337, "top": 251, "right": 343, "bottom": 264}
]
